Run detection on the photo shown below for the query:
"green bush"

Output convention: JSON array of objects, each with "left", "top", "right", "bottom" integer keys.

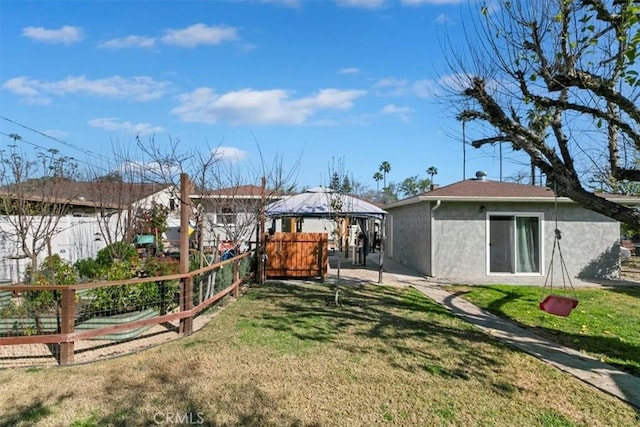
[
  {"left": 75, "top": 242, "right": 139, "bottom": 280},
  {"left": 23, "top": 255, "right": 77, "bottom": 314},
  {"left": 74, "top": 258, "right": 100, "bottom": 280},
  {"left": 96, "top": 242, "right": 138, "bottom": 268},
  {"left": 84, "top": 258, "right": 180, "bottom": 317}
]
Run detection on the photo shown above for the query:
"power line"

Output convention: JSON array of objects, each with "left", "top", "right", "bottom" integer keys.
[
  {"left": 0, "top": 130, "right": 110, "bottom": 173},
  {"left": 0, "top": 115, "right": 110, "bottom": 164}
]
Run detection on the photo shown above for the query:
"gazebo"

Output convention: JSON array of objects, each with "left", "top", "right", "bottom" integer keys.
[{"left": 265, "top": 187, "right": 387, "bottom": 282}]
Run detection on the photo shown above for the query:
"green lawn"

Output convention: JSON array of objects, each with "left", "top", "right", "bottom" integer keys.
[
  {"left": 443, "top": 284, "right": 640, "bottom": 376},
  {"left": 0, "top": 282, "right": 638, "bottom": 426}
]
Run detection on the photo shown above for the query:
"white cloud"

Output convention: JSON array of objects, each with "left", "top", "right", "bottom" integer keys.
[
  {"left": 99, "top": 35, "right": 156, "bottom": 49},
  {"left": 172, "top": 87, "right": 367, "bottom": 125},
  {"left": 161, "top": 23, "right": 238, "bottom": 48},
  {"left": 373, "top": 77, "right": 410, "bottom": 96},
  {"left": 42, "top": 129, "right": 69, "bottom": 139},
  {"left": 413, "top": 79, "right": 442, "bottom": 98},
  {"left": 380, "top": 104, "right": 413, "bottom": 122},
  {"left": 88, "top": 117, "right": 164, "bottom": 136},
  {"left": 2, "top": 77, "right": 51, "bottom": 104},
  {"left": 3, "top": 75, "right": 171, "bottom": 103},
  {"left": 372, "top": 76, "right": 445, "bottom": 99},
  {"left": 22, "top": 25, "right": 83, "bottom": 44},
  {"left": 212, "top": 146, "right": 248, "bottom": 163},
  {"left": 336, "top": 0, "right": 386, "bottom": 9},
  {"left": 381, "top": 104, "right": 412, "bottom": 114},
  {"left": 259, "top": 0, "right": 301, "bottom": 7},
  {"left": 434, "top": 13, "right": 452, "bottom": 24},
  {"left": 339, "top": 67, "right": 361, "bottom": 75}
]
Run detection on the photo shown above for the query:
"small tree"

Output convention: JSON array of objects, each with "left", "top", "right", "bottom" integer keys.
[
  {"left": 135, "top": 202, "right": 169, "bottom": 252},
  {"left": 0, "top": 144, "right": 78, "bottom": 278},
  {"left": 23, "top": 254, "right": 77, "bottom": 333}
]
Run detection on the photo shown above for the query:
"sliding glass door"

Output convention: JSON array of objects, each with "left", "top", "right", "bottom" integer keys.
[{"left": 489, "top": 214, "right": 541, "bottom": 274}]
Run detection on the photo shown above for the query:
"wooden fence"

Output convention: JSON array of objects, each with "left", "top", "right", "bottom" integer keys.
[
  {"left": 0, "top": 251, "right": 252, "bottom": 365},
  {"left": 264, "top": 232, "right": 328, "bottom": 279}
]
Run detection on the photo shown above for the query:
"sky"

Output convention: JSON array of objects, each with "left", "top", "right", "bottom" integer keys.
[{"left": 0, "top": 0, "right": 532, "bottom": 193}]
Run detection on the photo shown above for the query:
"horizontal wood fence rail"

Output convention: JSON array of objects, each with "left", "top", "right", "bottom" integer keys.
[
  {"left": 0, "top": 253, "right": 248, "bottom": 292},
  {"left": 0, "top": 251, "right": 252, "bottom": 365}
]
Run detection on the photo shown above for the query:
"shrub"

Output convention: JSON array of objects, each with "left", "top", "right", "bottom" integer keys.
[
  {"left": 23, "top": 255, "right": 77, "bottom": 313},
  {"left": 96, "top": 242, "right": 138, "bottom": 267},
  {"left": 84, "top": 258, "right": 180, "bottom": 317},
  {"left": 74, "top": 258, "right": 100, "bottom": 280}
]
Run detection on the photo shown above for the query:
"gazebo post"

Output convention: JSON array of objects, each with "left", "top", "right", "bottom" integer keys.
[{"left": 378, "top": 217, "right": 385, "bottom": 284}]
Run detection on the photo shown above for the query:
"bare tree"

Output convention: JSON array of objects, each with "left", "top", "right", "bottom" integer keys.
[
  {"left": 0, "top": 144, "right": 78, "bottom": 278},
  {"left": 133, "top": 135, "right": 300, "bottom": 256},
  {"left": 81, "top": 143, "right": 177, "bottom": 261},
  {"left": 445, "top": 0, "right": 640, "bottom": 226}
]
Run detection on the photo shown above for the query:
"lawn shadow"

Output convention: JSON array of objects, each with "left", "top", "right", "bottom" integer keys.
[
  {"left": 78, "top": 355, "right": 311, "bottom": 426},
  {"left": 529, "top": 325, "right": 640, "bottom": 376},
  {"left": 445, "top": 285, "right": 640, "bottom": 378},
  {"left": 253, "top": 281, "right": 516, "bottom": 389},
  {"left": 0, "top": 392, "right": 72, "bottom": 427}
]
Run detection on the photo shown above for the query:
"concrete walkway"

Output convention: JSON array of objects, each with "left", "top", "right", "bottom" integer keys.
[{"left": 328, "top": 253, "right": 640, "bottom": 410}]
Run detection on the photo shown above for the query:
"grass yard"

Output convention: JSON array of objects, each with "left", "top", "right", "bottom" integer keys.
[
  {"left": 443, "top": 284, "right": 640, "bottom": 377},
  {"left": 0, "top": 282, "right": 639, "bottom": 426}
]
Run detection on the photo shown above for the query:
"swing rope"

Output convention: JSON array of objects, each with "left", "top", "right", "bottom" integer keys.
[
  {"left": 539, "top": 185, "right": 578, "bottom": 316},
  {"left": 540, "top": 227, "right": 577, "bottom": 301}
]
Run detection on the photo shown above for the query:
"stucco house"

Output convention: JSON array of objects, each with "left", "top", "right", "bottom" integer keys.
[{"left": 383, "top": 172, "right": 639, "bottom": 285}]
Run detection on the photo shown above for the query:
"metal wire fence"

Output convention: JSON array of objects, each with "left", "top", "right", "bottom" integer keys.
[{"left": 0, "top": 251, "right": 253, "bottom": 366}]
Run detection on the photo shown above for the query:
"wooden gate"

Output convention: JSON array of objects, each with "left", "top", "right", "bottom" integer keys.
[{"left": 264, "top": 232, "right": 328, "bottom": 279}]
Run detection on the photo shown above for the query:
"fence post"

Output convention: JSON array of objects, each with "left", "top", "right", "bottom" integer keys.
[
  {"left": 179, "top": 173, "right": 194, "bottom": 335},
  {"left": 232, "top": 260, "right": 240, "bottom": 298},
  {"left": 59, "top": 288, "right": 75, "bottom": 365},
  {"left": 180, "top": 276, "right": 194, "bottom": 335}
]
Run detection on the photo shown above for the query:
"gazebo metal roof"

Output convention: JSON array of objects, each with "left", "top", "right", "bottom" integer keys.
[{"left": 265, "top": 187, "right": 387, "bottom": 219}]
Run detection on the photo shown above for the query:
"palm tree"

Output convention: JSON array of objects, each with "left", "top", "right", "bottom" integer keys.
[
  {"left": 426, "top": 166, "right": 438, "bottom": 187},
  {"left": 373, "top": 171, "right": 383, "bottom": 193},
  {"left": 379, "top": 161, "right": 391, "bottom": 189}
]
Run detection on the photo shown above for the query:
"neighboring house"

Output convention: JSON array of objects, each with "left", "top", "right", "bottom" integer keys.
[
  {"left": 383, "top": 172, "right": 640, "bottom": 284},
  {"left": 0, "top": 179, "right": 176, "bottom": 282},
  {"left": 187, "top": 184, "right": 280, "bottom": 250}
]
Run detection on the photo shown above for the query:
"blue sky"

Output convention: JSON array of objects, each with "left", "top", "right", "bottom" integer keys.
[{"left": 0, "top": 0, "right": 531, "bottom": 191}]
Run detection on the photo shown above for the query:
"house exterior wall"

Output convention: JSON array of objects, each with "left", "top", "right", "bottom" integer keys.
[
  {"left": 132, "top": 187, "right": 177, "bottom": 212},
  {"left": 386, "top": 202, "right": 431, "bottom": 275},
  {"left": 387, "top": 200, "right": 620, "bottom": 284}
]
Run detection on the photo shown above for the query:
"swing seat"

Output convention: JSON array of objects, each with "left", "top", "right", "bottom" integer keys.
[{"left": 539, "top": 295, "right": 579, "bottom": 317}]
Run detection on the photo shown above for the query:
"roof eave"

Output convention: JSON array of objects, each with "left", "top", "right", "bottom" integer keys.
[{"left": 385, "top": 194, "right": 640, "bottom": 208}]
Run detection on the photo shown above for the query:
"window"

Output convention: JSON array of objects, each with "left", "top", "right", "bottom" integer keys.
[
  {"left": 488, "top": 214, "right": 542, "bottom": 274},
  {"left": 217, "top": 206, "right": 236, "bottom": 226}
]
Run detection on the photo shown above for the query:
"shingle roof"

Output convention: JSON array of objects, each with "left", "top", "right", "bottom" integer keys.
[
  {"left": 193, "top": 184, "right": 287, "bottom": 199},
  {"left": 385, "top": 178, "right": 640, "bottom": 208},
  {"left": 425, "top": 179, "right": 555, "bottom": 198},
  {"left": 0, "top": 179, "right": 172, "bottom": 208},
  {"left": 195, "top": 184, "right": 264, "bottom": 197}
]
